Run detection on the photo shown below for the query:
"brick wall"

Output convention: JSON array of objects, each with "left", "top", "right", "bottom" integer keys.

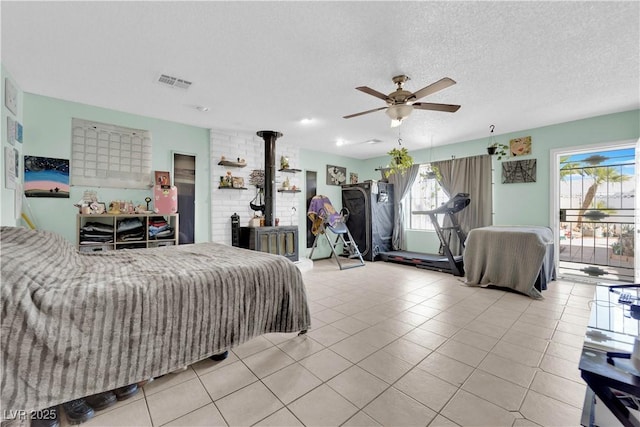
[{"left": 210, "top": 129, "right": 301, "bottom": 244}]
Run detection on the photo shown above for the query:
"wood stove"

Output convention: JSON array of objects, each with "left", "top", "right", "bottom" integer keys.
[{"left": 238, "top": 130, "right": 299, "bottom": 261}]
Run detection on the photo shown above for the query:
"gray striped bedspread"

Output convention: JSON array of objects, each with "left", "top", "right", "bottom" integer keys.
[
  {"left": 1, "top": 226, "right": 311, "bottom": 412},
  {"left": 463, "top": 225, "right": 554, "bottom": 299}
]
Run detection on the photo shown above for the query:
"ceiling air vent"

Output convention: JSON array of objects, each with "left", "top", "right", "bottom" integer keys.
[{"left": 157, "top": 74, "right": 192, "bottom": 90}]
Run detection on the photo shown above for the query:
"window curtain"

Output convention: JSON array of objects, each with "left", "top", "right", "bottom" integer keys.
[
  {"left": 388, "top": 164, "right": 420, "bottom": 250},
  {"left": 431, "top": 155, "right": 492, "bottom": 255}
]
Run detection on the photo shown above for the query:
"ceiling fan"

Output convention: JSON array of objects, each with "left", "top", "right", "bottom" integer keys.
[{"left": 343, "top": 75, "right": 461, "bottom": 127}]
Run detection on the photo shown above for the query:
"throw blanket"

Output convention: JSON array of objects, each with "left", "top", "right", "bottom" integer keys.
[
  {"left": 307, "top": 195, "right": 341, "bottom": 235},
  {"left": 1, "top": 226, "right": 311, "bottom": 411},
  {"left": 463, "top": 226, "right": 554, "bottom": 299}
]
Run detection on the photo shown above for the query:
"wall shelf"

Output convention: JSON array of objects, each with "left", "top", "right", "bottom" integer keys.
[
  {"left": 277, "top": 189, "right": 301, "bottom": 193},
  {"left": 278, "top": 168, "right": 301, "bottom": 173},
  {"left": 218, "top": 160, "right": 247, "bottom": 168},
  {"left": 218, "top": 186, "right": 247, "bottom": 190}
]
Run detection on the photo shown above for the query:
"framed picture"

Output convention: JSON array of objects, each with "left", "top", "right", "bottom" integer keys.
[
  {"left": 6, "top": 117, "right": 15, "bottom": 145},
  {"left": 15, "top": 122, "right": 23, "bottom": 143},
  {"left": 4, "top": 147, "right": 16, "bottom": 189},
  {"left": 509, "top": 136, "right": 532, "bottom": 157},
  {"left": 232, "top": 176, "right": 245, "bottom": 188},
  {"left": 326, "top": 165, "right": 347, "bottom": 186},
  {"left": 155, "top": 170, "right": 171, "bottom": 187},
  {"left": 4, "top": 78, "right": 17, "bottom": 115},
  {"left": 350, "top": 172, "right": 358, "bottom": 184},
  {"left": 24, "top": 156, "right": 70, "bottom": 198},
  {"left": 93, "top": 202, "right": 107, "bottom": 214},
  {"left": 14, "top": 148, "right": 19, "bottom": 178},
  {"left": 502, "top": 159, "right": 537, "bottom": 183}
]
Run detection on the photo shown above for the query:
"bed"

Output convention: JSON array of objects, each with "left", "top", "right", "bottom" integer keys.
[
  {"left": 1, "top": 226, "right": 311, "bottom": 412},
  {"left": 463, "top": 225, "right": 556, "bottom": 299}
]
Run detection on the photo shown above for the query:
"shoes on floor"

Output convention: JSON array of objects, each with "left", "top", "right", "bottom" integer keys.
[
  {"left": 0, "top": 418, "right": 29, "bottom": 427},
  {"left": 84, "top": 391, "right": 117, "bottom": 411},
  {"left": 30, "top": 406, "right": 59, "bottom": 427},
  {"left": 113, "top": 384, "right": 138, "bottom": 401},
  {"left": 61, "top": 399, "right": 94, "bottom": 425},
  {"left": 137, "top": 377, "right": 153, "bottom": 388},
  {"left": 209, "top": 350, "right": 229, "bottom": 361}
]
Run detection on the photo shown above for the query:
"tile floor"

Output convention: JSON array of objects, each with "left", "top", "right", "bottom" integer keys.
[{"left": 62, "top": 259, "right": 593, "bottom": 426}]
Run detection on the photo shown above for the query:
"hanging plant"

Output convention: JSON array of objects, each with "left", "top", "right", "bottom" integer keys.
[
  {"left": 486, "top": 124, "right": 509, "bottom": 160},
  {"left": 487, "top": 142, "right": 509, "bottom": 160},
  {"left": 385, "top": 147, "right": 413, "bottom": 178}
]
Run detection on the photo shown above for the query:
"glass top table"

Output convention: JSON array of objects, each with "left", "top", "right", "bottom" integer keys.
[
  {"left": 580, "top": 283, "right": 640, "bottom": 427},
  {"left": 583, "top": 284, "right": 639, "bottom": 353}
]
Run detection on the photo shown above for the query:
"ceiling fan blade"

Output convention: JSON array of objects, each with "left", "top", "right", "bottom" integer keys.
[
  {"left": 410, "top": 77, "right": 456, "bottom": 101},
  {"left": 343, "top": 106, "right": 388, "bottom": 119},
  {"left": 355, "top": 86, "right": 390, "bottom": 101},
  {"left": 412, "top": 102, "right": 461, "bottom": 113}
]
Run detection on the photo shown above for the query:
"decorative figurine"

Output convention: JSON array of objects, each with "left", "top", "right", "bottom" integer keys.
[{"left": 280, "top": 156, "right": 289, "bottom": 169}]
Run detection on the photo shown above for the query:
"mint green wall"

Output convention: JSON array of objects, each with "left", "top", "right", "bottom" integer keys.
[
  {"left": 1, "top": 66, "right": 24, "bottom": 227},
  {"left": 12, "top": 79, "right": 639, "bottom": 258},
  {"left": 298, "top": 149, "right": 364, "bottom": 258},
  {"left": 361, "top": 110, "right": 640, "bottom": 253},
  {"left": 22, "top": 93, "right": 211, "bottom": 244}
]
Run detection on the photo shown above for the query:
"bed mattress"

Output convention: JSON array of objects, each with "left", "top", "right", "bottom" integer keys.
[{"left": 1, "top": 226, "right": 311, "bottom": 412}]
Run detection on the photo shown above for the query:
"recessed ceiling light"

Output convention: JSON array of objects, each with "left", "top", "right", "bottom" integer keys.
[
  {"left": 195, "top": 106, "right": 209, "bottom": 112},
  {"left": 336, "top": 139, "right": 346, "bottom": 146},
  {"left": 300, "top": 118, "right": 313, "bottom": 124}
]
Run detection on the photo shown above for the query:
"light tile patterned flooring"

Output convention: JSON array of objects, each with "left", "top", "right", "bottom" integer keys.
[{"left": 62, "top": 259, "right": 593, "bottom": 426}]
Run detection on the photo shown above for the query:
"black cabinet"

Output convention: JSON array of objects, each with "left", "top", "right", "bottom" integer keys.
[{"left": 239, "top": 226, "right": 299, "bottom": 262}]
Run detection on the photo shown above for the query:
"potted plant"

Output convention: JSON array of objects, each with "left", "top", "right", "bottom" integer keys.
[
  {"left": 486, "top": 125, "right": 509, "bottom": 160},
  {"left": 487, "top": 142, "right": 509, "bottom": 160},
  {"left": 385, "top": 147, "right": 413, "bottom": 178}
]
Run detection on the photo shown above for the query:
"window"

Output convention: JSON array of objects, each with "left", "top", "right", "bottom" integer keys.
[{"left": 409, "top": 163, "right": 449, "bottom": 230}]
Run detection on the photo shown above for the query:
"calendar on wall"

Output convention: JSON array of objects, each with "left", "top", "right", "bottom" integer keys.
[{"left": 71, "top": 118, "right": 152, "bottom": 189}]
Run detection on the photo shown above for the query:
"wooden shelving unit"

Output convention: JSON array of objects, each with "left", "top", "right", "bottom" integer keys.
[{"left": 77, "top": 213, "right": 179, "bottom": 252}]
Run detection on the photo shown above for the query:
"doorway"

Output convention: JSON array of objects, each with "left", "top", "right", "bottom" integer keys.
[
  {"left": 552, "top": 141, "right": 637, "bottom": 283},
  {"left": 305, "top": 170, "right": 317, "bottom": 248},
  {"left": 173, "top": 152, "right": 196, "bottom": 244}
]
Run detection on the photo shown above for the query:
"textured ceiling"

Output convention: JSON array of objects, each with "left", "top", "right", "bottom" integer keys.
[{"left": 2, "top": 1, "right": 638, "bottom": 159}]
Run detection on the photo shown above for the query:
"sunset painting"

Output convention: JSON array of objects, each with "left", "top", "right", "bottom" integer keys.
[{"left": 24, "top": 156, "right": 70, "bottom": 198}]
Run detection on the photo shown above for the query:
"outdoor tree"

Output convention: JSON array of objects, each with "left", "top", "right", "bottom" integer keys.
[
  {"left": 559, "top": 157, "right": 631, "bottom": 225},
  {"left": 576, "top": 166, "right": 630, "bottom": 224}
]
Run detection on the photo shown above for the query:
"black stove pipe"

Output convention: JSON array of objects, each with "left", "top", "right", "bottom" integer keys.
[{"left": 256, "top": 130, "right": 282, "bottom": 227}]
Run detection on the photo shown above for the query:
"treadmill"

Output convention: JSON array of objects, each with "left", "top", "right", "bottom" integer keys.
[{"left": 379, "top": 193, "right": 470, "bottom": 277}]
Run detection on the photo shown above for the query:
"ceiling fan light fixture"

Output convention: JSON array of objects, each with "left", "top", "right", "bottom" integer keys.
[
  {"left": 386, "top": 104, "right": 413, "bottom": 127},
  {"left": 390, "top": 118, "right": 403, "bottom": 128},
  {"left": 344, "top": 76, "right": 459, "bottom": 122}
]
